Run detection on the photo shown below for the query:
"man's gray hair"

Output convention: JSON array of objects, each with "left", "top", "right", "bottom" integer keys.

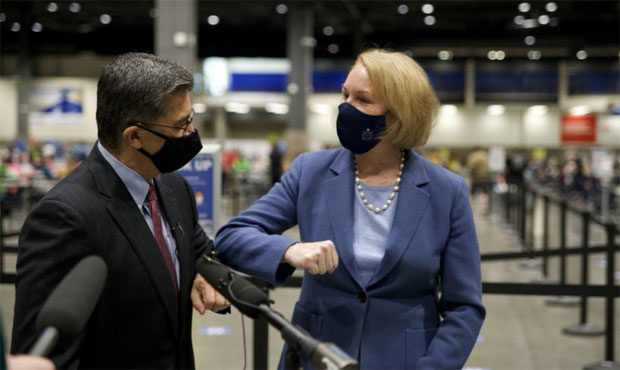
[{"left": 96, "top": 52, "right": 194, "bottom": 150}]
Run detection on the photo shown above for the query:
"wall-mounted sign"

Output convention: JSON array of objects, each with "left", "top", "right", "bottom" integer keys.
[
  {"left": 29, "top": 86, "right": 85, "bottom": 126},
  {"left": 561, "top": 114, "right": 596, "bottom": 144}
]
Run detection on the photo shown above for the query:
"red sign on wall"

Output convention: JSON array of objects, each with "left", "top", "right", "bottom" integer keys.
[{"left": 561, "top": 114, "right": 596, "bottom": 144}]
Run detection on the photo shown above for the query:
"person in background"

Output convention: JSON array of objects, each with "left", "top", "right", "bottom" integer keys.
[
  {"left": 214, "top": 48, "right": 485, "bottom": 369},
  {"left": 11, "top": 52, "right": 229, "bottom": 369}
]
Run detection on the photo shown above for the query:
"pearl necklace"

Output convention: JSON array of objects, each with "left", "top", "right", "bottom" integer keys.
[{"left": 354, "top": 151, "right": 405, "bottom": 214}]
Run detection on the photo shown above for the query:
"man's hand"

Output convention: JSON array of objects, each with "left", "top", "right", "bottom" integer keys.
[
  {"left": 191, "top": 273, "right": 231, "bottom": 314},
  {"left": 7, "top": 355, "right": 55, "bottom": 370},
  {"left": 282, "top": 240, "right": 339, "bottom": 274}
]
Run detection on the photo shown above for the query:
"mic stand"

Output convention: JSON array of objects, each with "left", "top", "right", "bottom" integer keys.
[{"left": 256, "top": 304, "right": 358, "bottom": 370}]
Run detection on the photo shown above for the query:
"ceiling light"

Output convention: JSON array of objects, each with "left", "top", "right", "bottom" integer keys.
[
  {"left": 207, "top": 15, "right": 219, "bottom": 26},
  {"left": 545, "top": 2, "right": 557, "bottom": 12},
  {"left": 440, "top": 105, "right": 458, "bottom": 115},
  {"left": 225, "top": 102, "right": 250, "bottom": 114},
  {"left": 527, "top": 50, "right": 542, "bottom": 60},
  {"left": 569, "top": 105, "right": 590, "bottom": 115},
  {"left": 47, "top": 2, "right": 58, "bottom": 12},
  {"left": 275, "top": 4, "right": 288, "bottom": 14},
  {"left": 487, "top": 50, "right": 497, "bottom": 60},
  {"left": 323, "top": 26, "right": 334, "bottom": 36},
  {"left": 514, "top": 15, "right": 525, "bottom": 25},
  {"left": 327, "top": 44, "right": 339, "bottom": 54},
  {"left": 397, "top": 4, "right": 409, "bottom": 15},
  {"left": 0, "top": 13, "right": 6, "bottom": 23},
  {"left": 422, "top": 4, "right": 434, "bottom": 14},
  {"left": 518, "top": 2, "right": 531, "bottom": 12},
  {"left": 538, "top": 15, "right": 550, "bottom": 25},
  {"left": 99, "top": 14, "right": 111, "bottom": 24},
  {"left": 527, "top": 105, "right": 548, "bottom": 116},
  {"left": 576, "top": 50, "right": 588, "bottom": 60},
  {"left": 69, "top": 2, "right": 81, "bottom": 13},
  {"left": 424, "top": 15, "right": 436, "bottom": 26},
  {"left": 10, "top": 22, "right": 21, "bottom": 32},
  {"left": 265, "top": 103, "right": 289, "bottom": 115},
  {"left": 487, "top": 105, "right": 505, "bottom": 116},
  {"left": 496, "top": 50, "right": 506, "bottom": 60},
  {"left": 438, "top": 50, "right": 453, "bottom": 60},
  {"left": 524, "top": 35, "right": 536, "bottom": 45},
  {"left": 192, "top": 103, "right": 207, "bottom": 114},
  {"left": 31, "top": 22, "right": 43, "bottom": 32}
]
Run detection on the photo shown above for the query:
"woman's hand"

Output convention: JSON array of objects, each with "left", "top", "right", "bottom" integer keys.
[{"left": 282, "top": 240, "right": 339, "bottom": 274}]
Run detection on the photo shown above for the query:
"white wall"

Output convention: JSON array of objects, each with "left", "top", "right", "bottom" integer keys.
[
  {"left": 0, "top": 78, "right": 18, "bottom": 141},
  {"left": 598, "top": 115, "right": 620, "bottom": 147}
]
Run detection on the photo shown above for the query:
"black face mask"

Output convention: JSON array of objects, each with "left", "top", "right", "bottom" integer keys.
[
  {"left": 336, "top": 102, "right": 387, "bottom": 154},
  {"left": 133, "top": 124, "right": 203, "bottom": 173}
]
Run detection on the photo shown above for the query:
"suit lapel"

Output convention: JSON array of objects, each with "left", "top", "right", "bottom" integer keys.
[
  {"left": 367, "top": 151, "right": 430, "bottom": 288},
  {"left": 88, "top": 145, "right": 179, "bottom": 337},
  {"left": 156, "top": 179, "right": 193, "bottom": 319},
  {"left": 324, "top": 150, "right": 365, "bottom": 288}
]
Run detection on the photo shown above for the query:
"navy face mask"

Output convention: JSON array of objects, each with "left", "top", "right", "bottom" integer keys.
[
  {"left": 336, "top": 102, "right": 387, "bottom": 154},
  {"left": 133, "top": 124, "right": 203, "bottom": 173}
]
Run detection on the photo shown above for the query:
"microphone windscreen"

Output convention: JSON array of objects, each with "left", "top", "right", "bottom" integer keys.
[
  {"left": 196, "top": 256, "right": 269, "bottom": 318},
  {"left": 36, "top": 255, "right": 108, "bottom": 342}
]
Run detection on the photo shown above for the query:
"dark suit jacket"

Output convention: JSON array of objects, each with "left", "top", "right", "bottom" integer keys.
[{"left": 11, "top": 144, "right": 211, "bottom": 369}]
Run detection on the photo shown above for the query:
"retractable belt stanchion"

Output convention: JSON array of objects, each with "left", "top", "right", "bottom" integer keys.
[{"left": 547, "top": 199, "right": 580, "bottom": 306}]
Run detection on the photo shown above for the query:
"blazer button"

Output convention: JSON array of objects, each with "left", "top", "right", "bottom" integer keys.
[{"left": 357, "top": 292, "right": 367, "bottom": 303}]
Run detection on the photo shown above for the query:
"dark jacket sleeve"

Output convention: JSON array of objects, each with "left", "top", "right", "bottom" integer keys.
[{"left": 10, "top": 197, "right": 91, "bottom": 368}]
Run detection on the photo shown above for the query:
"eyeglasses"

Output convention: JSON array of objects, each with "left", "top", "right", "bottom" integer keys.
[{"left": 137, "top": 109, "right": 194, "bottom": 135}]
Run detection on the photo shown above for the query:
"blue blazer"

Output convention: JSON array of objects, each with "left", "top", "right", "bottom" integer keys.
[{"left": 215, "top": 148, "right": 485, "bottom": 369}]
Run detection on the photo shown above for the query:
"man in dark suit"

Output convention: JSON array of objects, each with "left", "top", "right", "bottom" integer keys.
[{"left": 11, "top": 53, "right": 229, "bottom": 369}]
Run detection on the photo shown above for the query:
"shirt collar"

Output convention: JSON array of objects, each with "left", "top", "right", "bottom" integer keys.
[{"left": 97, "top": 141, "right": 150, "bottom": 208}]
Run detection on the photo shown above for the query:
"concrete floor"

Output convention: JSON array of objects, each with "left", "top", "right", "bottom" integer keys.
[{"left": 1, "top": 192, "right": 619, "bottom": 369}]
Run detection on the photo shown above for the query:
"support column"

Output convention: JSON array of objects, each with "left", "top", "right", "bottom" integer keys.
[
  {"left": 465, "top": 58, "right": 476, "bottom": 108},
  {"left": 155, "top": 0, "right": 198, "bottom": 73},
  {"left": 214, "top": 107, "right": 227, "bottom": 145},
  {"left": 283, "top": 4, "right": 313, "bottom": 168}
]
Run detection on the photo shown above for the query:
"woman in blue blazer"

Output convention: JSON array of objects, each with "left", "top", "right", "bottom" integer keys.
[{"left": 215, "top": 49, "right": 485, "bottom": 369}]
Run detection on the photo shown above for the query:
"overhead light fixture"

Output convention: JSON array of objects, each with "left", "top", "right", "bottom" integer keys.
[
  {"left": 327, "top": 44, "right": 340, "bottom": 54},
  {"left": 422, "top": 4, "right": 434, "bottom": 14},
  {"left": 397, "top": 4, "right": 409, "bottom": 15},
  {"left": 514, "top": 15, "right": 525, "bottom": 25},
  {"left": 322, "top": 26, "right": 334, "bottom": 36},
  {"left": 569, "top": 105, "right": 590, "bottom": 116},
  {"left": 275, "top": 4, "right": 288, "bottom": 14},
  {"left": 99, "top": 14, "right": 111, "bottom": 24},
  {"left": 576, "top": 50, "right": 588, "bottom": 60},
  {"left": 522, "top": 19, "right": 539, "bottom": 28},
  {"left": 47, "top": 2, "right": 58, "bottom": 12},
  {"left": 487, "top": 105, "right": 505, "bottom": 116},
  {"left": 69, "top": 2, "right": 81, "bottom": 13},
  {"left": 10, "top": 22, "right": 21, "bottom": 32},
  {"left": 496, "top": 51, "right": 506, "bottom": 60},
  {"left": 192, "top": 103, "right": 207, "bottom": 114},
  {"left": 438, "top": 50, "right": 453, "bottom": 60},
  {"left": 424, "top": 15, "right": 436, "bottom": 26},
  {"left": 538, "top": 14, "right": 550, "bottom": 25},
  {"left": 440, "top": 105, "right": 458, "bottom": 115},
  {"left": 527, "top": 105, "right": 548, "bottom": 116},
  {"left": 527, "top": 50, "right": 542, "bottom": 60},
  {"left": 207, "top": 15, "right": 219, "bottom": 26},
  {"left": 545, "top": 2, "right": 557, "bottom": 12},
  {"left": 265, "top": 103, "right": 289, "bottom": 115},
  {"left": 31, "top": 22, "right": 43, "bottom": 32},
  {"left": 524, "top": 35, "right": 536, "bottom": 45},
  {"left": 311, "top": 103, "right": 333, "bottom": 115},
  {"left": 225, "top": 102, "right": 250, "bottom": 114},
  {"left": 518, "top": 2, "right": 531, "bottom": 12}
]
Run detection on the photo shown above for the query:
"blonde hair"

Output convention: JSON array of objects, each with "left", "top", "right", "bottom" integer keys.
[{"left": 356, "top": 49, "right": 439, "bottom": 149}]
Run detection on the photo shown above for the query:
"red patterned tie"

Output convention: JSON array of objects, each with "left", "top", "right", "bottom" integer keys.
[{"left": 146, "top": 184, "right": 178, "bottom": 291}]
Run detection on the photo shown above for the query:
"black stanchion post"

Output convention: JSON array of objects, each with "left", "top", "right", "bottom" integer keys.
[
  {"left": 504, "top": 185, "right": 511, "bottom": 225},
  {"left": 583, "top": 222, "right": 620, "bottom": 370},
  {"left": 563, "top": 211, "right": 604, "bottom": 335},
  {"left": 547, "top": 199, "right": 579, "bottom": 306},
  {"left": 541, "top": 195, "right": 553, "bottom": 281},
  {"left": 520, "top": 183, "right": 527, "bottom": 245},
  {"left": 521, "top": 186, "right": 541, "bottom": 269}
]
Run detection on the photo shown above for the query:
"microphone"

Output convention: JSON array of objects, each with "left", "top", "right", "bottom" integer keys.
[
  {"left": 195, "top": 255, "right": 358, "bottom": 370},
  {"left": 29, "top": 255, "right": 108, "bottom": 357}
]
